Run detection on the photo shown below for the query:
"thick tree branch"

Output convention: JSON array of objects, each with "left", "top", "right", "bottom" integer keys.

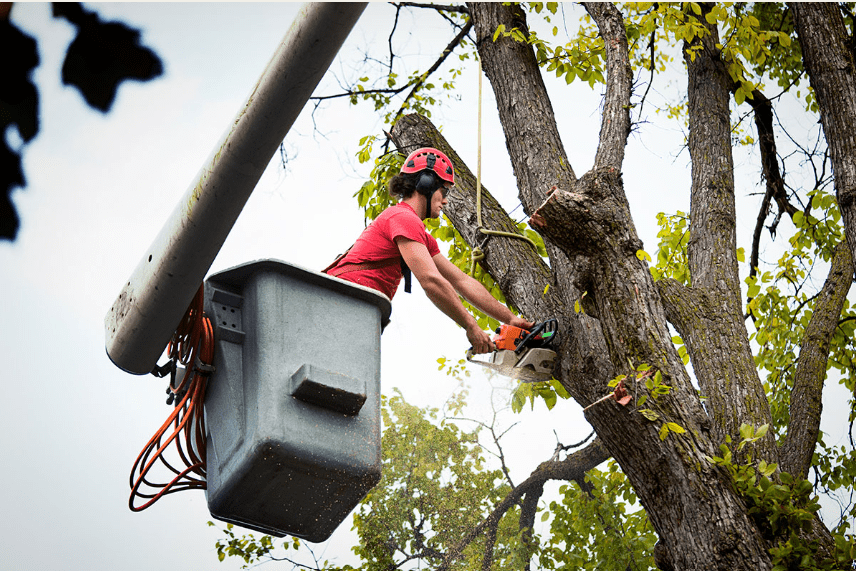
[
  {"left": 781, "top": 241, "right": 854, "bottom": 478},
  {"left": 467, "top": 2, "right": 575, "bottom": 209},
  {"left": 582, "top": 2, "right": 633, "bottom": 171},
  {"left": 481, "top": 521, "right": 498, "bottom": 571},
  {"left": 791, "top": 3, "right": 856, "bottom": 276},
  {"left": 681, "top": 3, "right": 776, "bottom": 461},
  {"left": 467, "top": 1, "right": 615, "bottom": 404},
  {"left": 747, "top": 89, "right": 798, "bottom": 285}
]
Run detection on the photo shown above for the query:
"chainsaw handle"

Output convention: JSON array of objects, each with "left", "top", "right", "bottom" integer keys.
[
  {"left": 466, "top": 347, "right": 488, "bottom": 365},
  {"left": 514, "top": 318, "right": 557, "bottom": 354}
]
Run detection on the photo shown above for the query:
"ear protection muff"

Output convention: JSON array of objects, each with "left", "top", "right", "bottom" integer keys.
[
  {"left": 414, "top": 171, "right": 439, "bottom": 219},
  {"left": 415, "top": 172, "right": 437, "bottom": 196}
]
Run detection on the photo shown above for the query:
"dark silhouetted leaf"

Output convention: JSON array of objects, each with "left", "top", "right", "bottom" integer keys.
[
  {"left": 53, "top": 2, "right": 163, "bottom": 112},
  {"left": 0, "top": 19, "right": 40, "bottom": 240}
]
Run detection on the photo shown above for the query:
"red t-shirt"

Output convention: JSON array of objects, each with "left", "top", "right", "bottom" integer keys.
[{"left": 331, "top": 202, "right": 440, "bottom": 299}]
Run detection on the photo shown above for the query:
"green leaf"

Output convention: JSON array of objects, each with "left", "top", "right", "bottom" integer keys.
[
  {"left": 639, "top": 408, "right": 660, "bottom": 421},
  {"left": 665, "top": 422, "right": 685, "bottom": 435},
  {"left": 542, "top": 389, "right": 558, "bottom": 410},
  {"left": 551, "top": 378, "right": 571, "bottom": 399},
  {"left": 793, "top": 210, "right": 805, "bottom": 227}
]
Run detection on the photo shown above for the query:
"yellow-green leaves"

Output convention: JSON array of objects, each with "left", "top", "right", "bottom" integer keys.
[
  {"left": 546, "top": 460, "right": 658, "bottom": 569},
  {"left": 737, "top": 422, "right": 769, "bottom": 449},
  {"left": 659, "top": 422, "right": 686, "bottom": 440},
  {"left": 353, "top": 145, "right": 402, "bottom": 222},
  {"left": 747, "top": 187, "right": 853, "bottom": 444},
  {"left": 436, "top": 356, "right": 471, "bottom": 379},
  {"left": 649, "top": 211, "right": 690, "bottom": 285},
  {"left": 639, "top": 408, "right": 659, "bottom": 421},
  {"left": 672, "top": 335, "right": 689, "bottom": 366},
  {"left": 507, "top": 6, "right": 607, "bottom": 89},
  {"left": 574, "top": 291, "right": 587, "bottom": 314},
  {"left": 511, "top": 378, "right": 570, "bottom": 413}
]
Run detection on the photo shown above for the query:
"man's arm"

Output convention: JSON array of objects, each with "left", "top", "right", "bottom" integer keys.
[
  {"left": 433, "top": 254, "right": 534, "bottom": 330},
  {"left": 395, "top": 237, "right": 494, "bottom": 353}
]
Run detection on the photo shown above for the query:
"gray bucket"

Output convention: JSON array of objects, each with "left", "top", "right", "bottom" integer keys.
[{"left": 202, "top": 259, "right": 391, "bottom": 542}]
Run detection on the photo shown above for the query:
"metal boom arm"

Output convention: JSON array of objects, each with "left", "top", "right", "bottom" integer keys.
[{"left": 105, "top": 3, "right": 367, "bottom": 374}]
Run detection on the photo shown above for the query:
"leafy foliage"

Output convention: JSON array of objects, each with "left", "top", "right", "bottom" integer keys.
[
  {"left": 539, "top": 461, "right": 658, "bottom": 571},
  {"left": 510, "top": 378, "right": 570, "bottom": 413},
  {"left": 211, "top": 522, "right": 294, "bottom": 566},
  {"left": 352, "top": 390, "right": 515, "bottom": 570},
  {"left": 708, "top": 424, "right": 856, "bottom": 571},
  {"left": 748, "top": 190, "right": 852, "bottom": 414},
  {"left": 649, "top": 211, "right": 691, "bottom": 285},
  {"left": 354, "top": 137, "right": 403, "bottom": 222}
]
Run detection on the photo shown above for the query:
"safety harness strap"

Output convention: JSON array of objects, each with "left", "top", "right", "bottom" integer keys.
[{"left": 323, "top": 250, "right": 412, "bottom": 293}]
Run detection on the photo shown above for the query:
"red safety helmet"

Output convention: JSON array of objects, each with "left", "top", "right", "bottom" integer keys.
[{"left": 401, "top": 148, "right": 455, "bottom": 185}]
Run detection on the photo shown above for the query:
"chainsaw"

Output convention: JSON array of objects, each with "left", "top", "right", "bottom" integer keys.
[{"left": 466, "top": 318, "right": 559, "bottom": 383}]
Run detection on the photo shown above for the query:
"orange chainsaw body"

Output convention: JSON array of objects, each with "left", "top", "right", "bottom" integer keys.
[{"left": 493, "top": 325, "right": 529, "bottom": 351}]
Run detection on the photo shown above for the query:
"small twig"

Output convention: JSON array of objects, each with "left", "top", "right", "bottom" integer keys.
[
  {"left": 388, "top": 4, "right": 402, "bottom": 75},
  {"left": 395, "top": 2, "right": 469, "bottom": 14},
  {"left": 390, "top": 18, "right": 474, "bottom": 126},
  {"left": 636, "top": 27, "right": 656, "bottom": 120}
]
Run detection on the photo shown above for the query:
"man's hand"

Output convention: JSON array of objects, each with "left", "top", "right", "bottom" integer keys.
[
  {"left": 466, "top": 323, "right": 495, "bottom": 354},
  {"left": 508, "top": 316, "right": 535, "bottom": 331}
]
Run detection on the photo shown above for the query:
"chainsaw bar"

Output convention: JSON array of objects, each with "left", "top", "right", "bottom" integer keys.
[{"left": 466, "top": 350, "right": 553, "bottom": 383}]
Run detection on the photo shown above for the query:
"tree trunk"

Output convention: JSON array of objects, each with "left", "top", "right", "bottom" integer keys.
[
  {"left": 458, "top": 4, "right": 775, "bottom": 569},
  {"left": 791, "top": 3, "right": 856, "bottom": 272},
  {"left": 672, "top": 2, "right": 777, "bottom": 463},
  {"left": 394, "top": 106, "right": 772, "bottom": 570}
]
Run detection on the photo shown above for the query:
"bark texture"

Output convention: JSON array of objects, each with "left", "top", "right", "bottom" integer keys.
[
  {"left": 467, "top": 1, "right": 617, "bottom": 404},
  {"left": 672, "top": 4, "right": 776, "bottom": 462},
  {"left": 781, "top": 241, "right": 854, "bottom": 478},
  {"left": 791, "top": 3, "right": 856, "bottom": 270}
]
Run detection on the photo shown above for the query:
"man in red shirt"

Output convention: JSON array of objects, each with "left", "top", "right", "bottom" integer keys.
[{"left": 326, "top": 148, "right": 533, "bottom": 354}]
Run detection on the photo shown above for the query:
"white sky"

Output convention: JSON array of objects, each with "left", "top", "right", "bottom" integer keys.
[{"left": 1, "top": 3, "right": 851, "bottom": 570}]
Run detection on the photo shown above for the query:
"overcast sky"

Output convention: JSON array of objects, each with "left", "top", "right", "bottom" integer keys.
[{"left": 2, "top": 3, "right": 851, "bottom": 570}]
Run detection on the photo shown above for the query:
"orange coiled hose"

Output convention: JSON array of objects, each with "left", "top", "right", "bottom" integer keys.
[{"left": 129, "top": 284, "right": 214, "bottom": 511}]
